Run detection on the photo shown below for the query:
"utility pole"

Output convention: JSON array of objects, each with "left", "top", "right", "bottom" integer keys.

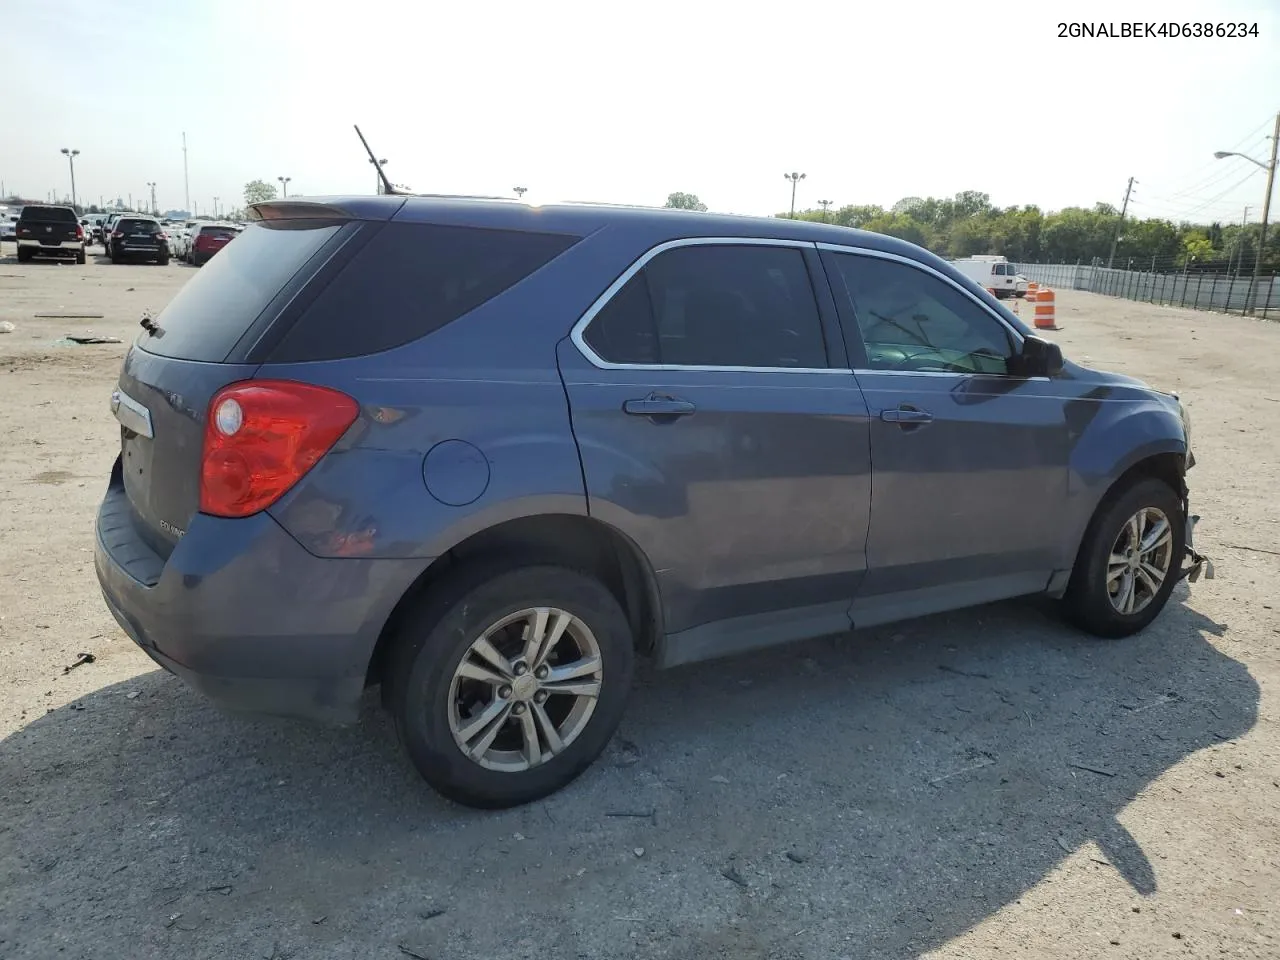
[
  {"left": 147, "top": 182, "right": 157, "bottom": 215},
  {"left": 1106, "top": 176, "right": 1135, "bottom": 269},
  {"left": 277, "top": 176, "right": 291, "bottom": 198},
  {"left": 818, "top": 199, "right": 832, "bottom": 222},
  {"left": 1247, "top": 113, "right": 1279, "bottom": 314},
  {"left": 182, "top": 132, "right": 191, "bottom": 213},
  {"left": 213, "top": 197, "right": 220, "bottom": 218}
]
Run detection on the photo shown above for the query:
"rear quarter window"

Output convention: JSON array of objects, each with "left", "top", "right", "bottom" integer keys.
[{"left": 264, "top": 221, "right": 581, "bottom": 363}]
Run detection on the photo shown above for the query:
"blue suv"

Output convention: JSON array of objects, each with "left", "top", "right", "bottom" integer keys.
[{"left": 95, "top": 196, "right": 1209, "bottom": 807}]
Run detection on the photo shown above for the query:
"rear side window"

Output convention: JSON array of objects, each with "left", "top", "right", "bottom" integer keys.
[
  {"left": 140, "top": 221, "right": 344, "bottom": 361},
  {"left": 266, "top": 222, "right": 581, "bottom": 363},
  {"left": 20, "top": 206, "right": 77, "bottom": 223},
  {"left": 583, "top": 244, "right": 828, "bottom": 369}
]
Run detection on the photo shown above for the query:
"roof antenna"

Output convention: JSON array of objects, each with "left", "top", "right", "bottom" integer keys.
[{"left": 354, "top": 124, "right": 399, "bottom": 196}]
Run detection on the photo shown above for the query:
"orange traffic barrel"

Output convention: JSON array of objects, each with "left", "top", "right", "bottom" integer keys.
[
  {"left": 1033, "top": 287, "right": 1058, "bottom": 330},
  {"left": 1025, "top": 281, "right": 1039, "bottom": 302}
]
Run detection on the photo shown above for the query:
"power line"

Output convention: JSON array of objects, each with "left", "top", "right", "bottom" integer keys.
[
  {"left": 1173, "top": 169, "right": 1262, "bottom": 220},
  {"left": 1151, "top": 116, "right": 1275, "bottom": 194}
]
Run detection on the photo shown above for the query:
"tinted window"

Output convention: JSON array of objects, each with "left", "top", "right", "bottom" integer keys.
[
  {"left": 583, "top": 244, "right": 827, "bottom": 369},
  {"left": 583, "top": 274, "right": 658, "bottom": 364},
  {"left": 118, "top": 219, "right": 160, "bottom": 233},
  {"left": 199, "top": 226, "right": 237, "bottom": 240},
  {"left": 267, "top": 222, "right": 581, "bottom": 363},
  {"left": 140, "top": 220, "right": 344, "bottom": 361},
  {"left": 19, "top": 206, "right": 77, "bottom": 223},
  {"left": 830, "top": 253, "right": 1014, "bottom": 375}
]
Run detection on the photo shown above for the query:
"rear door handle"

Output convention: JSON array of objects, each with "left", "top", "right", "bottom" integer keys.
[
  {"left": 881, "top": 405, "right": 934, "bottom": 425},
  {"left": 623, "top": 395, "right": 696, "bottom": 419}
]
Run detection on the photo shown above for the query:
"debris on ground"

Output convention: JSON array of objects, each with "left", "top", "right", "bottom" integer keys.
[
  {"left": 206, "top": 884, "right": 232, "bottom": 895},
  {"left": 0, "top": 321, "right": 14, "bottom": 333},
  {"left": 64, "top": 334, "right": 122, "bottom": 344},
  {"left": 419, "top": 908, "right": 446, "bottom": 921},
  {"left": 720, "top": 864, "right": 748, "bottom": 888},
  {"left": 785, "top": 850, "right": 808, "bottom": 864},
  {"left": 633, "top": 847, "right": 645, "bottom": 858},
  {"left": 34, "top": 313, "right": 105, "bottom": 319},
  {"left": 397, "top": 945, "right": 431, "bottom": 960},
  {"left": 605, "top": 809, "right": 654, "bottom": 818},
  {"left": 62, "top": 653, "right": 95, "bottom": 673},
  {"left": 1067, "top": 761, "right": 1116, "bottom": 777},
  {"left": 710, "top": 775, "right": 730, "bottom": 784}
]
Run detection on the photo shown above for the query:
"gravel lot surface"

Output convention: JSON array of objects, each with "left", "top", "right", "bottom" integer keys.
[{"left": 1, "top": 247, "right": 1277, "bottom": 959}]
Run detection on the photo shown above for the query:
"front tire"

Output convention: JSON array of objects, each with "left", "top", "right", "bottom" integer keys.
[
  {"left": 386, "top": 564, "right": 635, "bottom": 808},
  {"left": 1063, "top": 477, "right": 1185, "bottom": 638}
]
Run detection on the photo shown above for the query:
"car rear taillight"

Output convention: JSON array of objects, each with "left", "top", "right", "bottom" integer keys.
[
  {"left": 112, "top": 230, "right": 124, "bottom": 238},
  {"left": 76, "top": 224, "right": 84, "bottom": 239},
  {"left": 200, "top": 380, "right": 359, "bottom": 518},
  {"left": 157, "top": 232, "right": 168, "bottom": 240}
]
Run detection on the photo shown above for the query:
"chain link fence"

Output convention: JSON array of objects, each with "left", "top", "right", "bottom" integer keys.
[{"left": 1014, "top": 263, "right": 1277, "bottom": 320}]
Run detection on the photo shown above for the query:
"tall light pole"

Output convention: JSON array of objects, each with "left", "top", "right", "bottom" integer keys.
[
  {"left": 784, "top": 172, "right": 806, "bottom": 218},
  {"left": 277, "top": 176, "right": 291, "bottom": 198},
  {"left": 818, "top": 199, "right": 832, "bottom": 222},
  {"left": 513, "top": 186, "right": 528, "bottom": 200},
  {"left": 1216, "top": 111, "right": 1279, "bottom": 315},
  {"left": 182, "top": 132, "right": 190, "bottom": 214},
  {"left": 147, "top": 182, "right": 157, "bottom": 215},
  {"left": 60, "top": 148, "right": 80, "bottom": 211},
  {"left": 370, "top": 157, "right": 387, "bottom": 194},
  {"left": 213, "top": 196, "right": 220, "bottom": 218}
]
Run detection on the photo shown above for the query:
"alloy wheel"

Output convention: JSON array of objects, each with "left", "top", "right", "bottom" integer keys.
[
  {"left": 447, "top": 607, "right": 603, "bottom": 772},
  {"left": 1106, "top": 506, "right": 1174, "bottom": 615}
]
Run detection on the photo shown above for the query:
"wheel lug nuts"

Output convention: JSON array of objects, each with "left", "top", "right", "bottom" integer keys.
[
  {"left": 534, "top": 690, "right": 548, "bottom": 704},
  {"left": 498, "top": 685, "right": 512, "bottom": 699},
  {"left": 512, "top": 702, "right": 527, "bottom": 715},
  {"left": 513, "top": 662, "right": 528, "bottom": 676},
  {"left": 534, "top": 665, "right": 549, "bottom": 680}
]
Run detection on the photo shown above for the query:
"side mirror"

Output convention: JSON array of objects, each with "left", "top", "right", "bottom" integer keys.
[{"left": 1018, "top": 335, "right": 1064, "bottom": 377}]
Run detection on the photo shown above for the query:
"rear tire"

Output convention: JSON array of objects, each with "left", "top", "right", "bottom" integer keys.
[
  {"left": 157, "top": 254, "right": 170, "bottom": 266},
  {"left": 1062, "top": 477, "right": 1185, "bottom": 638},
  {"left": 16, "top": 248, "right": 31, "bottom": 264},
  {"left": 75, "top": 249, "right": 86, "bottom": 265},
  {"left": 386, "top": 563, "right": 635, "bottom": 808}
]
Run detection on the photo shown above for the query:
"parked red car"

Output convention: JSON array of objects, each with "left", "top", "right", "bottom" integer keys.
[{"left": 186, "top": 223, "right": 238, "bottom": 266}]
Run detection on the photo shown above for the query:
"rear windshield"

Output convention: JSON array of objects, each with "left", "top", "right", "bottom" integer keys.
[
  {"left": 20, "top": 206, "right": 77, "bottom": 223},
  {"left": 139, "top": 220, "right": 344, "bottom": 361},
  {"left": 200, "top": 227, "right": 238, "bottom": 240},
  {"left": 118, "top": 219, "right": 160, "bottom": 233}
]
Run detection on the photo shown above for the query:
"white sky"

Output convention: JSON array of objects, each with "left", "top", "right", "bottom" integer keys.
[{"left": 4, "top": 0, "right": 1278, "bottom": 224}]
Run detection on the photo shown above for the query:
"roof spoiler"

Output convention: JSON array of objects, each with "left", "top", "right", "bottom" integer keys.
[{"left": 246, "top": 200, "right": 355, "bottom": 222}]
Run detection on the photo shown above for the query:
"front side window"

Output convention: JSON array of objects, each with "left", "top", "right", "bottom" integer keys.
[
  {"left": 830, "top": 253, "right": 1015, "bottom": 375},
  {"left": 583, "top": 243, "right": 828, "bottom": 369}
]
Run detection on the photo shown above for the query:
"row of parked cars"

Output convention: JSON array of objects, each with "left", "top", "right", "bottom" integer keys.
[{"left": 4, "top": 206, "right": 242, "bottom": 265}]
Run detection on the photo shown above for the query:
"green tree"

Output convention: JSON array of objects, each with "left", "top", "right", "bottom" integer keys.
[
  {"left": 862, "top": 212, "right": 932, "bottom": 249},
  {"left": 664, "top": 191, "right": 707, "bottom": 212},
  {"left": 1181, "top": 232, "right": 1215, "bottom": 265},
  {"left": 243, "top": 179, "right": 278, "bottom": 207}
]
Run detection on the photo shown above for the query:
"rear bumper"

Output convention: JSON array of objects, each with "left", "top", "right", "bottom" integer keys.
[
  {"left": 93, "top": 460, "right": 427, "bottom": 724},
  {"left": 17, "top": 238, "right": 82, "bottom": 251}
]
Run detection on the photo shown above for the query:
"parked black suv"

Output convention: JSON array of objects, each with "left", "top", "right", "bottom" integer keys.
[
  {"left": 15, "top": 205, "right": 86, "bottom": 264},
  {"left": 107, "top": 216, "right": 171, "bottom": 265}
]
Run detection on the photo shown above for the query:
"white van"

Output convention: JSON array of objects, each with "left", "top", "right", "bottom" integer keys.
[{"left": 951, "top": 255, "right": 1027, "bottom": 299}]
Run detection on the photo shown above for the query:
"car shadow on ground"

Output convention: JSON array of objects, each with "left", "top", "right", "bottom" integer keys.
[{"left": 0, "top": 589, "right": 1256, "bottom": 960}]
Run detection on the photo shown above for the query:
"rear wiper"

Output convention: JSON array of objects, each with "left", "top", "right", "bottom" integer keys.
[{"left": 139, "top": 313, "right": 163, "bottom": 337}]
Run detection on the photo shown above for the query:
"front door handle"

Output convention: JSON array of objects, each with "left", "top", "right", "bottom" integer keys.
[
  {"left": 624, "top": 395, "right": 696, "bottom": 419},
  {"left": 881, "top": 405, "right": 934, "bottom": 426}
]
